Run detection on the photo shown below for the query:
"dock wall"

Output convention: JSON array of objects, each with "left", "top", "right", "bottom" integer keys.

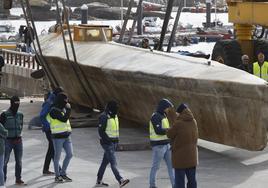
[{"left": 0, "top": 49, "right": 46, "bottom": 97}]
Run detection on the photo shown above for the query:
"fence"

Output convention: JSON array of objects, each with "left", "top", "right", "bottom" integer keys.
[{"left": 1, "top": 49, "right": 40, "bottom": 70}]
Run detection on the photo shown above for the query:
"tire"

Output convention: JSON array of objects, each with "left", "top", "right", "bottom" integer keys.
[
  {"left": 253, "top": 40, "right": 268, "bottom": 62},
  {"left": 212, "top": 40, "right": 242, "bottom": 67}
]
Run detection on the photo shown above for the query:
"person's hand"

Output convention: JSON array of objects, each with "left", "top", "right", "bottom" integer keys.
[
  {"left": 164, "top": 107, "right": 176, "bottom": 126},
  {"left": 65, "top": 103, "right": 71, "bottom": 109},
  {"left": 164, "top": 107, "right": 173, "bottom": 114}
]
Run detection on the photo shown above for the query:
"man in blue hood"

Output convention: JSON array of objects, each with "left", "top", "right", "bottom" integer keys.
[
  {"left": 40, "top": 87, "right": 64, "bottom": 175},
  {"left": 149, "top": 98, "right": 175, "bottom": 188}
]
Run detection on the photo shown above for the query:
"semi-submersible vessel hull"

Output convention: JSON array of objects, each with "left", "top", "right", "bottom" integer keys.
[{"left": 38, "top": 25, "right": 268, "bottom": 151}]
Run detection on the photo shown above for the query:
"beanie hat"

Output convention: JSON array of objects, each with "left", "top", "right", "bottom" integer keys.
[
  {"left": 55, "top": 92, "right": 68, "bottom": 109},
  {"left": 176, "top": 103, "right": 187, "bottom": 113},
  {"left": 10, "top": 95, "right": 20, "bottom": 103},
  {"left": 10, "top": 96, "right": 20, "bottom": 114},
  {"left": 157, "top": 98, "right": 173, "bottom": 111},
  {"left": 53, "top": 87, "right": 64, "bottom": 95},
  {"left": 106, "top": 100, "right": 118, "bottom": 116}
]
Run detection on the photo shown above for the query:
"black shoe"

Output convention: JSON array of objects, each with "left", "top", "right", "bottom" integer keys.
[
  {"left": 15, "top": 179, "right": 27, "bottom": 186},
  {"left": 119, "top": 179, "right": 129, "bottom": 187},
  {"left": 95, "top": 180, "right": 109, "bottom": 187},
  {"left": 43, "top": 171, "right": 55, "bottom": 176},
  {"left": 15, "top": 179, "right": 27, "bottom": 185},
  {"left": 55, "top": 176, "right": 64, "bottom": 183},
  {"left": 61, "top": 175, "right": 72, "bottom": 182}
]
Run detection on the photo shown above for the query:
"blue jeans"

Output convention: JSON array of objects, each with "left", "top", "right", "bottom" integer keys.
[
  {"left": 175, "top": 167, "right": 197, "bottom": 188},
  {"left": 4, "top": 138, "right": 23, "bottom": 181},
  {"left": 149, "top": 144, "right": 175, "bottom": 188},
  {"left": 52, "top": 137, "right": 73, "bottom": 177},
  {"left": 0, "top": 154, "right": 4, "bottom": 186},
  {"left": 97, "top": 143, "right": 122, "bottom": 183}
]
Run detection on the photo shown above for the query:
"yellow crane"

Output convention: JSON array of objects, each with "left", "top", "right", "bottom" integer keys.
[{"left": 212, "top": 0, "right": 268, "bottom": 67}]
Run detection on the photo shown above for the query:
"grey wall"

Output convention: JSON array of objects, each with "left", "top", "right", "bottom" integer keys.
[{"left": 0, "top": 64, "right": 45, "bottom": 97}]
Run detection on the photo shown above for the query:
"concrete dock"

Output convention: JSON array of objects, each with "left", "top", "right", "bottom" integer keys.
[{"left": 1, "top": 98, "right": 268, "bottom": 188}]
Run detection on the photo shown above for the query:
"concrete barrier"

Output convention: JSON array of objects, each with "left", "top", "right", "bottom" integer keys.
[{"left": 0, "top": 64, "right": 46, "bottom": 96}]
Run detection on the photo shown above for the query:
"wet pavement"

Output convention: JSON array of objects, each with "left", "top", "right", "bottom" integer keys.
[{"left": 0, "top": 98, "right": 268, "bottom": 188}]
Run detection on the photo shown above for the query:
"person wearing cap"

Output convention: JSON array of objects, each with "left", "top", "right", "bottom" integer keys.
[
  {"left": 149, "top": 99, "right": 175, "bottom": 188},
  {"left": 46, "top": 92, "right": 73, "bottom": 183},
  {"left": 0, "top": 96, "right": 26, "bottom": 185},
  {"left": 166, "top": 104, "right": 198, "bottom": 188},
  {"left": 96, "top": 100, "right": 130, "bottom": 187},
  {"left": 253, "top": 52, "right": 268, "bottom": 81},
  {"left": 40, "top": 87, "right": 64, "bottom": 176},
  {"left": 237, "top": 54, "right": 252, "bottom": 73}
]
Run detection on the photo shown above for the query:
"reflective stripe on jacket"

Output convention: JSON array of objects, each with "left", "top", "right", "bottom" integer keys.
[
  {"left": 150, "top": 117, "right": 169, "bottom": 141},
  {"left": 46, "top": 113, "right": 71, "bottom": 134},
  {"left": 105, "top": 115, "right": 119, "bottom": 139},
  {"left": 253, "top": 61, "right": 268, "bottom": 81}
]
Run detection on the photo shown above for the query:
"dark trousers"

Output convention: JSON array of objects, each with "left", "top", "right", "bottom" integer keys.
[
  {"left": 97, "top": 143, "right": 122, "bottom": 183},
  {"left": 175, "top": 167, "right": 197, "bottom": 188},
  {"left": 43, "top": 131, "right": 54, "bottom": 173},
  {"left": 4, "top": 138, "right": 23, "bottom": 181}
]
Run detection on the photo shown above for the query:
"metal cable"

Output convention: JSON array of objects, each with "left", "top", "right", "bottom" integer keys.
[
  {"left": 119, "top": 0, "right": 135, "bottom": 43},
  {"left": 127, "top": 0, "right": 143, "bottom": 45},
  {"left": 21, "top": 0, "right": 59, "bottom": 87},
  {"left": 60, "top": 0, "right": 103, "bottom": 109},
  {"left": 158, "top": 0, "right": 175, "bottom": 50},
  {"left": 20, "top": 0, "right": 58, "bottom": 88},
  {"left": 54, "top": 0, "right": 95, "bottom": 106},
  {"left": 167, "top": 0, "right": 184, "bottom": 52}
]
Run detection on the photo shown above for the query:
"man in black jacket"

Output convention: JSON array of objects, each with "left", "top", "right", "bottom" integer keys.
[{"left": 96, "top": 101, "right": 129, "bottom": 187}]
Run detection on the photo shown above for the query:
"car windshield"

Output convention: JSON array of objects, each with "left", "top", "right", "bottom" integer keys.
[{"left": 0, "top": 26, "right": 9, "bottom": 32}]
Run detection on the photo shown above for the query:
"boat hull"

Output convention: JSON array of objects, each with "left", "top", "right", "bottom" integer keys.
[{"left": 40, "top": 34, "right": 268, "bottom": 151}]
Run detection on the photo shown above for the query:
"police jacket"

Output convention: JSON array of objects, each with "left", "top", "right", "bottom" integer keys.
[
  {"left": 0, "top": 109, "right": 23, "bottom": 138},
  {"left": 98, "top": 112, "right": 119, "bottom": 145}
]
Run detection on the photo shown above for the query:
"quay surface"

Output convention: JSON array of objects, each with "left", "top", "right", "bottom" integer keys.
[{"left": 1, "top": 98, "right": 268, "bottom": 188}]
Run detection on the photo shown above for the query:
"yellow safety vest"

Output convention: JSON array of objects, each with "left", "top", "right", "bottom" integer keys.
[
  {"left": 253, "top": 61, "right": 268, "bottom": 81},
  {"left": 105, "top": 115, "right": 119, "bottom": 139},
  {"left": 149, "top": 117, "right": 169, "bottom": 141},
  {"left": 46, "top": 113, "right": 72, "bottom": 134}
]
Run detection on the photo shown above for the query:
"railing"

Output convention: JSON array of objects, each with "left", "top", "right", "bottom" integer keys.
[{"left": 1, "top": 49, "right": 41, "bottom": 70}]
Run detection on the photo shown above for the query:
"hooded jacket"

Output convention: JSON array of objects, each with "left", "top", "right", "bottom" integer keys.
[
  {"left": 40, "top": 92, "right": 56, "bottom": 132},
  {"left": 98, "top": 101, "right": 119, "bottom": 145},
  {"left": 49, "top": 93, "right": 71, "bottom": 138},
  {"left": 150, "top": 99, "right": 173, "bottom": 146},
  {"left": 166, "top": 108, "right": 198, "bottom": 169}
]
